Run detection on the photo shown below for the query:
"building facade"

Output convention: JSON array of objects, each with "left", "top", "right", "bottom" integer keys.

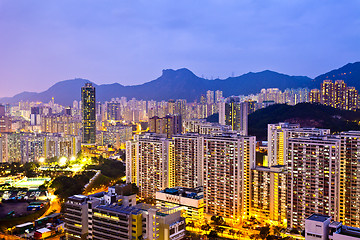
[{"left": 81, "top": 83, "right": 96, "bottom": 144}]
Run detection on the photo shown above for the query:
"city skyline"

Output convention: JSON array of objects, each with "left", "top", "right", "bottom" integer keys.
[{"left": 0, "top": 1, "right": 359, "bottom": 97}]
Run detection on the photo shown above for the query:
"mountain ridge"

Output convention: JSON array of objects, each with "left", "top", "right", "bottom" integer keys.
[{"left": 1, "top": 62, "right": 360, "bottom": 106}]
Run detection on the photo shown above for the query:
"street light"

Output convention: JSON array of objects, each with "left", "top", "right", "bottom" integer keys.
[
  {"left": 39, "top": 157, "right": 45, "bottom": 163},
  {"left": 59, "top": 157, "right": 67, "bottom": 166}
]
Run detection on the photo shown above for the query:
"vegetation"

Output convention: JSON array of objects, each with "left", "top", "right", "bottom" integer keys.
[
  {"left": 0, "top": 162, "right": 39, "bottom": 177},
  {"left": 249, "top": 103, "right": 360, "bottom": 140},
  {"left": 50, "top": 171, "right": 95, "bottom": 200},
  {"left": 87, "top": 157, "right": 125, "bottom": 179}
]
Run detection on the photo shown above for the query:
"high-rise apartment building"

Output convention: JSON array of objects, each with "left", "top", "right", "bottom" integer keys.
[
  {"left": 287, "top": 136, "right": 341, "bottom": 230},
  {"left": 320, "top": 79, "right": 358, "bottom": 111},
  {"left": 219, "top": 97, "right": 248, "bottom": 135},
  {"left": 148, "top": 115, "right": 182, "bottom": 138},
  {"left": 309, "top": 89, "right": 321, "bottom": 104},
  {"left": 206, "top": 90, "right": 214, "bottom": 104},
  {"left": 268, "top": 123, "right": 330, "bottom": 166},
  {"left": 0, "top": 132, "right": 80, "bottom": 163},
  {"left": 126, "top": 134, "right": 174, "bottom": 199},
  {"left": 173, "top": 133, "right": 203, "bottom": 188},
  {"left": 215, "top": 90, "right": 223, "bottom": 103},
  {"left": 203, "top": 134, "right": 255, "bottom": 221},
  {"left": 339, "top": 131, "right": 360, "bottom": 228},
  {"left": 106, "top": 101, "right": 121, "bottom": 121},
  {"left": 321, "top": 80, "right": 334, "bottom": 106},
  {"left": 334, "top": 80, "right": 347, "bottom": 109},
  {"left": 251, "top": 165, "right": 287, "bottom": 226},
  {"left": 81, "top": 83, "right": 96, "bottom": 144},
  {"left": 346, "top": 87, "right": 358, "bottom": 111}
]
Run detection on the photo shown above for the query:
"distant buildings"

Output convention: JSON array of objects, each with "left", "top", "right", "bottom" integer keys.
[
  {"left": 81, "top": 83, "right": 96, "bottom": 144},
  {"left": 149, "top": 115, "right": 182, "bottom": 138},
  {"left": 219, "top": 97, "right": 248, "bottom": 135},
  {"left": 319, "top": 79, "right": 358, "bottom": 111},
  {"left": 0, "top": 132, "right": 80, "bottom": 163}
]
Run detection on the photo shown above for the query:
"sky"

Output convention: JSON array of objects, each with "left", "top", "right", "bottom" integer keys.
[{"left": 0, "top": 0, "right": 359, "bottom": 98}]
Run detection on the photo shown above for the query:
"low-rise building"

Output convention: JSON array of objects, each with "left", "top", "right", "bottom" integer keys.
[
  {"left": 156, "top": 187, "right": 204, "bottom": 222},
  {"left": 65, "top": 186, "right": 186, "bottom": 240},
  {"left": 305, "top": 214, "right": 360, "bottom": 240}
]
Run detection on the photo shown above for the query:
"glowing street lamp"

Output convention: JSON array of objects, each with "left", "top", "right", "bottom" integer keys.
[
  {"left": 59, "top": 157, "right": 67, "bottom": 166},
  {"left": 39, "top": 157, "right": 45, "bottom": 163},
  {"left": 70, "top": 156, "right": 76, "bottom": 162}
]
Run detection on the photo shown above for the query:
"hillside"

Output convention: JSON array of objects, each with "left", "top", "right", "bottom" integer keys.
[
  {"left": 248, "top": 103, "right": 360, "bottom": 140},
  {"left": 0, "top": 68, "right": 313, "bottom": 106},
  {"left": 1, "top": 61, "right": 360, "bottom": 106},
  {"left": 314, "top": 62, "right": 360, "bottom": 88}
]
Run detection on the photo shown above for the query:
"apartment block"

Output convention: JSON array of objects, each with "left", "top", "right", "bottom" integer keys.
[
  {"left": 287, "top": 136, "right": 341, "bottom": 230},
  {"left": 268, "top": 123, "right": 330, "bottom": 166},
  {"left": 203, "top": 134, "right": 256, "bottom": 222},
  {"left": 251, "top": 165, "right": 287, "bottom": 226},
  {"left": 126, "top": 133, "right": 174, "bottom": 199}
]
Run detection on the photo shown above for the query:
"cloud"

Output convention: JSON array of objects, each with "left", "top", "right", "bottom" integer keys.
[{"left": 0, "top": 0, "right": 359, "bottom": 97}]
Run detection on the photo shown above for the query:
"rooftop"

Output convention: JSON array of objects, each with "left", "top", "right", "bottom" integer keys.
[
  {"left": 159, "top": 186, "right": 203, "bottom": 199},
  {"left": 307, "top": 214, "right": 331, "bottom": 223},
  {"left": 96, "top": 203, "right": 143, "bottom": 215}
]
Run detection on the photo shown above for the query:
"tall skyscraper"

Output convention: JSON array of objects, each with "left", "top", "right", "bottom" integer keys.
[
  {"left": 286, "top": 136, "right": 341, "bottom": 230},
  {"left": 81, "top": 83, "right": 96, "bottom": 144}
]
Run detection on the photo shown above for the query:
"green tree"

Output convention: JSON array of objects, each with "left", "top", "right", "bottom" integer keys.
[
  {"left": 207, "top": 230, "right": 218, "bottom": 240},
  {"left": 259, "top": 226, "right": 270, "bottom": 239},
  {"left": 201, "top": 223, "right": 211, "bottom": 232},
  {"left": 211, "top": 216, "right": 225, "bottom": 226}
]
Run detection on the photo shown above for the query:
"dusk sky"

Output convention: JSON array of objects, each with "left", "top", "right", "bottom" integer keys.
[{"left": 0, "top": 0, "right": 359, "bottom": 98}]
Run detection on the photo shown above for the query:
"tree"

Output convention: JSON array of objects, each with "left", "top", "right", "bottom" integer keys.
[
  {"left": 273, "top": 226, "right": 284, "bottom": 236},
  {"left": 214, "top": 226, "right": 225, "bottom": 234},
  {"left": 211, "top": 216, "right": 225, "bottom": 226},
  {"left": 259, "top": 226, "right": 270, "bottom": 239},
  {"left": 187, "top": 221, "right": 195, "bottom": 228},
  {"left": 201, "top": 224, "right": 211, "bottom": 232},
  {"left": 228, "top": 229, "right": 235, "bottom": 236},
  {"left": 207, "top": 230, "right": 218, "bottom": 240}
]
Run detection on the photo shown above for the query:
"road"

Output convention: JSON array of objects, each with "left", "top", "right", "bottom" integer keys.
[
  {"left": 0, "top": 233, "right": 23, "bottom": 239},
  {"left": 40, "top": 195, "right": 61, "bottom": 219}
]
